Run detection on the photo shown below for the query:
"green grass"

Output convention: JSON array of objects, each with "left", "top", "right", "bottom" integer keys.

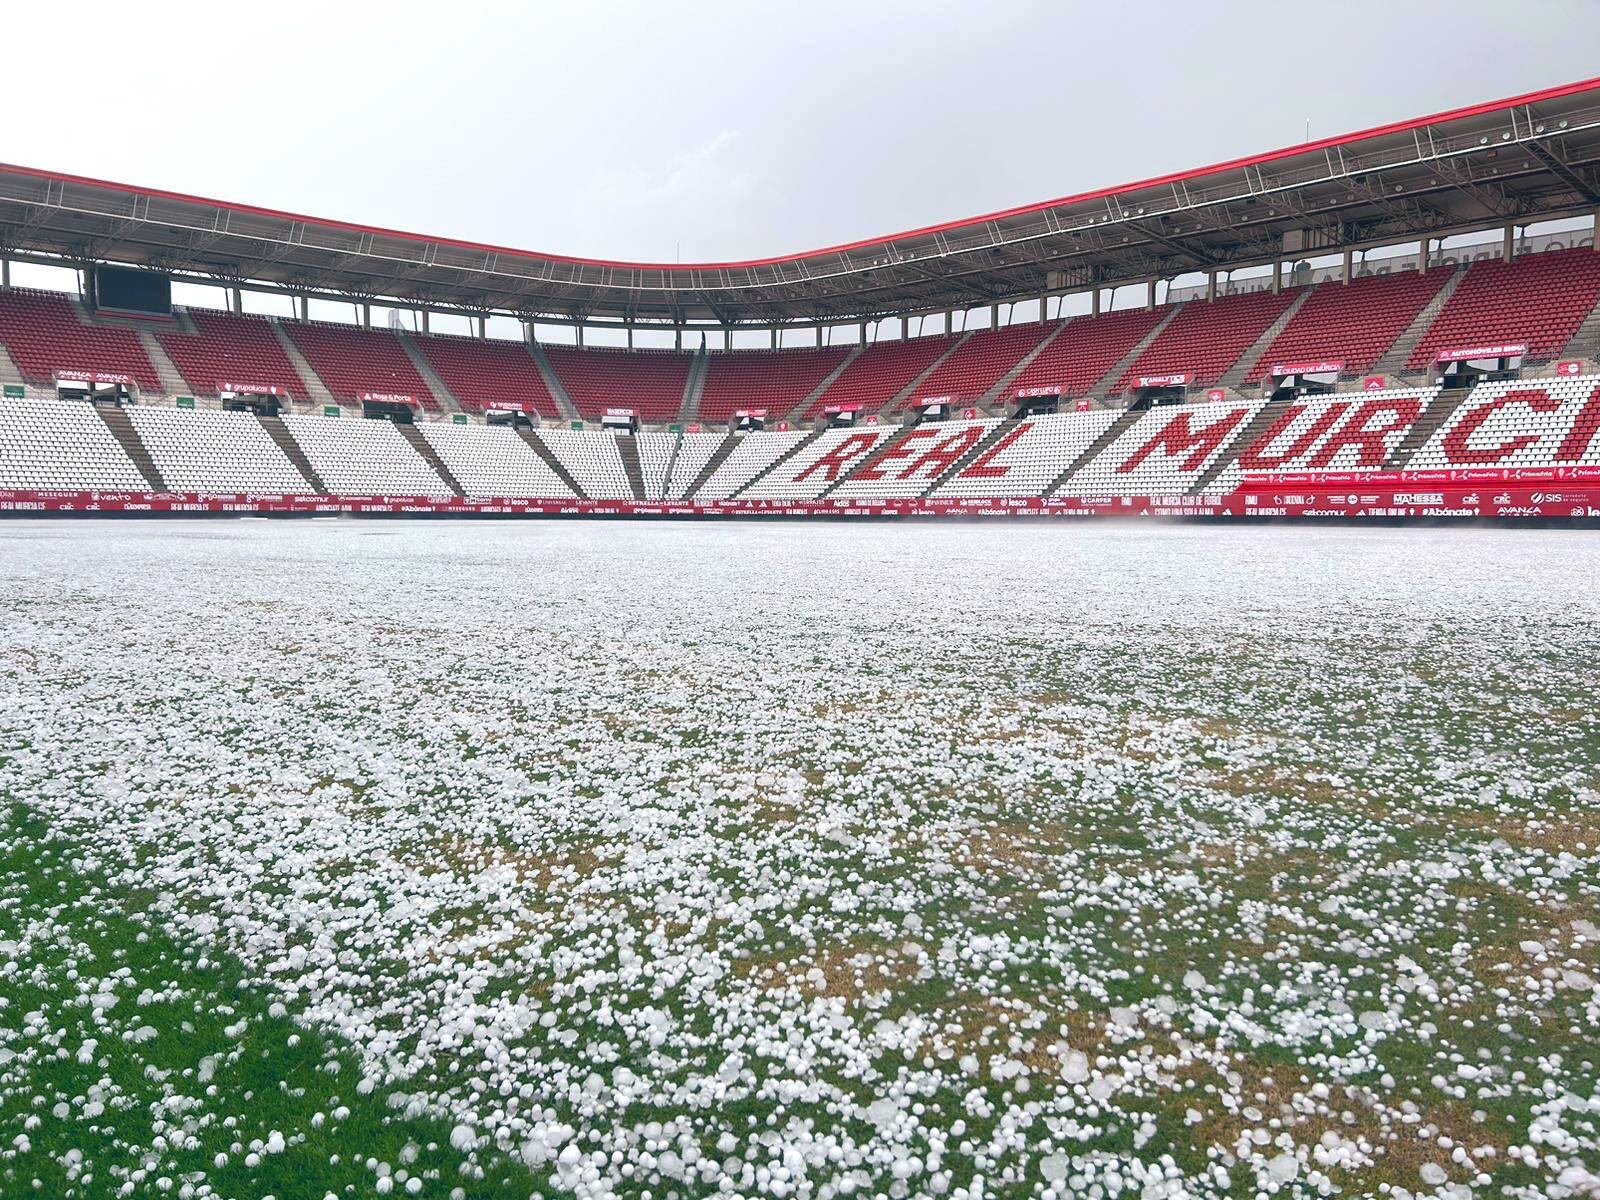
[{"left": 0, "top": 801, "right": 536, "bottom": 1200}]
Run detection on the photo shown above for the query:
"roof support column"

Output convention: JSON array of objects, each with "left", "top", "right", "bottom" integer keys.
[
  {"left": 1091, "top": 289, "right": 1101, "bottom": 317},
  {"left": 1418, "top": 239, "right": 1431, "bottom": 272},
  {"left": 1593, "top": 209, "right": 1600, "bottom": 251},
  {"left": 576, "top": 324, "right": 584, "bottom": 348},
  {"left": 815, "top": 325, "right": 823, "bottom": 348},
  {"left": 1206, "top": 271, "right": 1218, "bottom": 301},
  {"left": 1503, "top": 223, "right": 1516, "bottom": 264},
  {"left": 477, "top": 314, "right": 486, "bottom": 339},
  {"left": 770, "top": 328, "right": 778, "bottom": 350},
  {"left": 724, "top": 328, "right": 731, "bottom": 351},
  {"left": 297, "top": 294, "right": 309, "bottom": 321},
  {"left": 1038, "top": 295, "right": 1048, "bottom": 324},
  {"left": 361, "top": 302, "right": 371, "bottom": 328},
  {"left": 1271, "top": 260, "right": 1281, "bottom": 294},
  {"left": 1145, "top": 279, "right": 1156, "bottom": 311},
  {"left": 1, "top": 257, "right": 8, "bottom": 288},
  {"left": 674, "top": 327, "right": 682, "bottom": 350},
  {"left": 1342, "top": 248, "right": 1353, "bottom": 285},
  {"left": 421, "top": 310, "right": 430, "bottom": 335},
  {"left": 231, "top": 286, "right": 242, "bottom": 313},
  {"left": 901, "top": 316, "right": 910, "bottom": 339},
  {"left": 989, "top": 303, "right": 1000, "bottom": 329},
  {"left": 522, "top": 319, "right": 533, "bottom": 344},
  {"left": 859, "top": 320, "right": 868, "bottom": 345}
]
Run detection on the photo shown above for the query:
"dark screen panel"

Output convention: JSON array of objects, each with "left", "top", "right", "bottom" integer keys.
[{"left": 94, "top": 265, "right": 172, "bottom": 316}]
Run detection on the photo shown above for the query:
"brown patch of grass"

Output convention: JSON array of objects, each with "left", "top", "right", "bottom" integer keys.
[
  {"left": 426, "top": 835, "right": 616, "bottom": 890},
  {"left": 1201, "top": 764, "right": 1391, "bottom": 816},
  {"left": 1180, "top": 1054, "right": 1506, "bottom": 1189},
  {"left": 922, "top": 994, "right": 1109, "bottom": 1074},
  {"left": 738, "top": 938, "right": 919, "bottom": 1001},
  {"left": 1430, "top": 807, "right": 1600, "bottom": 854}
]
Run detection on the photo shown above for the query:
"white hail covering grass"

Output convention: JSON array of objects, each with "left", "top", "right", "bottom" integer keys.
[{"left": 0, "top": 520, "right": 1598, "bottom": 1200}]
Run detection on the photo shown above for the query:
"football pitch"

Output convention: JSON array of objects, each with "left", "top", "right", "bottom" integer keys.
[{"left": 0, "top": 520, "right": 1596, "bottom": 1200}]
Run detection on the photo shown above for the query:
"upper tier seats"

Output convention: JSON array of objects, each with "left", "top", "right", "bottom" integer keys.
[
  {"left": 1245, "top": 270, "right": 1450, "bottom": 382},
  {"left": 1407, "top": 248, "right": 1600, "bottom": 369},
  {"left": 1117, "top": 290, "right": 1300, "bottom": 391},
  {"left": 0, "top": 290, "right": 161, "bottom": 392},
  {"left": 283, "top": 321, "right": 442, "bottom": 411},
  {"left": 413, "top": 334, "right": 559, "bottom": 417},
  {"left": 1007, "top": 308, "right": 1167, "bottom": 400},
  {"left": 156, "top": 310, "right": 309, "bottom": 400},
  {"left": 801, "top": 335, "right": 957, "bottom": 419},
  {"left": 542, "top": 346, "right": 688, "bottom": 423},
  {"left": 697, "top": 347, "right": 850, "bottom": 424},
  {"left": 897, "top": 324, "right": 1051, "bottom": 410}
]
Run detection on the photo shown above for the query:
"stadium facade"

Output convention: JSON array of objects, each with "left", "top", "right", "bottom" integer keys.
[{"left": 1, "top": 78, "right": 1599, "bottom": 521}]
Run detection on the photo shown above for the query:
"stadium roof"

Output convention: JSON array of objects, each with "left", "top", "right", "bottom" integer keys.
[{"left": 3, "top": 77, "right": 1600, "bottom": 329}]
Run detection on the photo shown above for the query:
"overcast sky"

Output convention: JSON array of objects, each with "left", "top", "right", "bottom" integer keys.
[{"left": 4, "top": 1, "right": 1597, "bottom": 267}]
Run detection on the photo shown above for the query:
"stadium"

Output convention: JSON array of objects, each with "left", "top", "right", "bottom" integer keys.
[
  {"left": 1, "top": 8, "right": 1598, "bottom": 1200},
  {"left": 2, "top": 81, "right": 1600, "bottom": 519}
]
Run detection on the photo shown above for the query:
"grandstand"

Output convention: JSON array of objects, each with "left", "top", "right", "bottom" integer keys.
[{"left": 0, "top": 75, "right": 1598, "bottom": 520}]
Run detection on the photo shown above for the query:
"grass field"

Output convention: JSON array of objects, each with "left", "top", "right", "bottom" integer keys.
[{"left": 0, "top": 520, "right": 1597, "bottom": 1200}]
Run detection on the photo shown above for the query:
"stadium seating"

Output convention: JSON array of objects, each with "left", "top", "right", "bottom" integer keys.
[
  {"left": 283, "top": 321, "right": 442, "bottom": 411},
  {"left": 636, "top": 431, "right": 729, "bottom": 499},
  {"left": 0, "top": 289, "right": 161, "bottom": 392},
  {"left": 126, "top": 405, "right": 308, "bottom": 493},
  {"left": 1068, "top": 399, "right": 1265, "bottom": 495},
  {"left": 697, "top": 346, "right": 850, "bottom": 424},
  {"left": 895, "top": 324, "right": 1050, "bottom": 410},
  {"left": 1117, "top": 290, "right": 1300, "bottom": 391},
  {"left": 532, "top": 429, "right": 633, "bottom": 497},
  {"left": 542, "top": 346, "right": 689, "bottom": 423},
  {"left": 741, "top": 426, "right": 896, "bottom": 499},
  {"left": 412, "top": 333, "right": 559, "bottom": 416},
  {"left": 1204, "top": 387, "right": 1442, "bottom": 492},
  {"left": 1245, "top": 271, "right": 1450, "bottom": 382},
  {"left": 930, "top": 410, "right": 1126, "bottom": 497},
  {"left": 417, "top": 422, "right": 576, "bottom": 498},
  {"left": 829, "top": 418, "right": 1000, "bottom": 497},
  {"left": 1406, "top": 248, "right": 1600, "bottom": 369},
  {"left": 0, "top": 397, "right": 147, "bottom": 490},
  {"left": 692, "top": 431, "right": 808, "bottom": 499},
  {"left": 1409, "top": 375, "right": 1600, "bottom": 468},
  {"left": 662, "top": 433, "right": 731, "bottom": 499},
  {"left": 1007, "top": 308, "right": 1166, "bottom": 399},
  {"left": 801, "top": 335, "right": 957, "bottom": 418},
  {"left": 155, "top": 310, "right": 309, "bottom": 400},
  {"left": 279, "top": 414, "right": 455, "bottom": 496}
]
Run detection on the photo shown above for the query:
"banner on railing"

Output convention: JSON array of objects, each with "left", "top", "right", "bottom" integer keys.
[
  {"left": 219, "top": 383, "right": 285, "bottom": 395},
  {"left": 1135, "top": 373, "right": 1191, "bottom": 388},
  {"left": 358, "top": 392, "right": 415, "bottom": 405},
  {"left": 1015, "top": 385, "right": 1062, "bottom": 399},
  {"left": 55, "top": 370, "right": 132, "bottom": 385},
  {"left": 1436, "top": 343, "right": 1527, "bottom": 363},
  {"left": 1270, "top": 359, "right": 1345, "bottom": 377},
  {"left": 4, "top": 475, "right": 1595, "bottom": 521}
]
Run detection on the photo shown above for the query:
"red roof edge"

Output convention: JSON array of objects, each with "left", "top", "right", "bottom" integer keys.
[{"left": 1, "top": 75, "right": 1597, "bottom": 275}]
